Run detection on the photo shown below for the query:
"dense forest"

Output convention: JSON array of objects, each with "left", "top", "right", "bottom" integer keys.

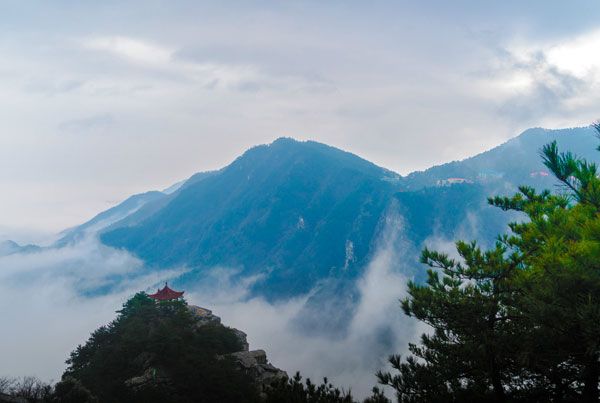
[{"left": 3, "top": 128, "right": 600, "bottom": 402}]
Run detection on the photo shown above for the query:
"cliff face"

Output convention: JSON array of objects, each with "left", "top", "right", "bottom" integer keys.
[{"left": 188, "top": 305, "right": 287, "bottom": 396}]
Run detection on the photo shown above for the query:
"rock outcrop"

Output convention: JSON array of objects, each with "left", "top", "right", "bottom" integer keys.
[
  {"left": 229, "top": 350, "right": 287, "bottom": 395},
  {"left": 125, "top": 367, "right": 170, "bottom": 392},
  {"left": 188, "top": 305, "right": 221, "bottom": 326},
  {"left": 188, "top": 305, "right": 287, "bottom": 394},
  {"left": 123, "top": 304, "right": 287, "bottom": 397}
]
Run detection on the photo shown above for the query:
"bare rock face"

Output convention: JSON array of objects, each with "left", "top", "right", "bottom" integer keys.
[
  {"left": 231, "top": 328, "right": 250, "bottom": 352},
  {"left": 188, "top": 305, "right": 221, "bottom": 325},
  {"left": 229, "top": 350, "right": 287, "bottom": 394},
  {"left": 188, "top": 305, "right": 287, "bottom": 394},
  {"left": 125, "top": 367, "right": 170, "bottom": 392},
  {"left": 189, "top": 305, "right": 250, "bottom": 351}
]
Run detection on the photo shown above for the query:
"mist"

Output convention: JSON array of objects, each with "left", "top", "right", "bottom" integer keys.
[
  {"left": 0, "top": 237, "right": 183, "bottom": 382},
  {"left": 188, "top": 212, "right": 424, "bottom": 397},
  {"left": 0, "top": 212, "right": 425, "bottom": 398}
]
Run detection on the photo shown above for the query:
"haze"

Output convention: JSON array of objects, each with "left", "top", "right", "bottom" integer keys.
[{"left": 2, "top": 0, "right": 600, "bottom": 237}]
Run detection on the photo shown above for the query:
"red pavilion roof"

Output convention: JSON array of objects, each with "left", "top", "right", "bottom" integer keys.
[{"left": 149, "top": 283, "right": 184, "bottom": 301}]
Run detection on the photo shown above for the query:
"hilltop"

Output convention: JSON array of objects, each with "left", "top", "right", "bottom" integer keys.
[{"left": 55, "top": 293, "right": 285, "bottom": 403}]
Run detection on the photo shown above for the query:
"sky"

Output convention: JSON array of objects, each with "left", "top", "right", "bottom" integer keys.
[
  {"left": 3, "top": 2, "right": 600, "bottom": 396},
  {"left": 2, "top": 0, "right": 600, "bottom": 238}
]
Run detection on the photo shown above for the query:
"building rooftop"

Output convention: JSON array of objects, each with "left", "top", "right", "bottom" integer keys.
[{"left": 148, "top": 282, "right": 184, "bottom": 301}]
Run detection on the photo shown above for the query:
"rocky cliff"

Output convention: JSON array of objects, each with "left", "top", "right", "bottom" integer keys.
[
  {"left": 124, "top": 304, "right": 287, "bottom": 398},
  {"left": 189, "top": 305, "right": 287, "bottom": 396}
]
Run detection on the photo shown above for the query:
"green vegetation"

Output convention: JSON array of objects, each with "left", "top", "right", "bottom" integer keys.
[
  {"left": 1, "top": 293, "right": 388, "bottom": 402},
  {"left": 101, "top": 138, "right": 396, "bottom": 300},
  {"left": 378, "top": 127, "right": 600, "bottom": 402},
  {"left": 265, "top": 373, "right": 390, "bottom": 403},
  {"left": 6, "top": 129, "right": 600, "bottom": 403},
  {"left": 59, "top": 294, "right": 394, "bottom": 403},
  {"left": 61, "top": 293, "right": 258, "bottom": 403}
]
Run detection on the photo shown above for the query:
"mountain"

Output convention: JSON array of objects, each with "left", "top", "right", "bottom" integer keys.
[
  {"left": 56, "top": 191, "right": 166, "bottom": 246},
  {"left": 405, "top": 126, "right": 598, "bottom": 190},
  {"left": 56, "top": 171, "right": 219, "bottom": 247},
  {"left": 50, "top": 126, "right": 600, "bottom": 305},
  {"left": 0, "top": 240, "right": 41, "bottom": 256},
  {"left": 395, "top": 126, "right": 600, "bottom": 253},
  {"left": 101, "top": 138, "right": 402, "bottom": 299}
]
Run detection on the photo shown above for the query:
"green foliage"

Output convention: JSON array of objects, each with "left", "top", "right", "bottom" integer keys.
[
  {"left": 101, "top": 138, "right": 396, "bottom": 300},
  {"left": 265, "top": 372, "right": 391, "bottom": 403},
  {"left": 379, "top": 126, "right": 600, "bottom": 402},
  {"left": 52, "top": 377, "right": 98, "bottom": 403},
  {"left": 60, "top": 293, "right": 390, "bottom": 402},
  {"left": 265, "top": 372, "right": 354, "bottom": 403},
  {"left": 62, "top": 293, "right": 258, "bottom": 403},
  {"left": 362, "top": 387, "right": 392, "bottom": 403},
  {"left": 378, "top": 241, "right": 525, "bottom": 402}
]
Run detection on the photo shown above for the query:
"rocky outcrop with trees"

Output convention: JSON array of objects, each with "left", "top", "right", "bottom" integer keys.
[{"left": 56, "top": 293, "right": 287, "bottom": 403}]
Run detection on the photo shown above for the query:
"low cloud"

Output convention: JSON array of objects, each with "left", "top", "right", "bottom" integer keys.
[
  {"left": 188, "top": 212, "right": 423, "bottom": 398},
  {"left": 58, "top": 114, "right": 115, "bottom": 134},
  {"left": 1, "top": 213, "right": 423, "bottom": 399},
  {"left": 0, "top": 237, "right": 183, "bottom": 382}
]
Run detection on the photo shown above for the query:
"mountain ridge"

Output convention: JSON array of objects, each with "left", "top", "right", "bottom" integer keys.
[
  {"left": 6, "top": 126, "right": 599, "bottom": 305},
  {"left": 405, "top": 126, "right": 598, "bottom": 189},
  {"left": 100, "top": 136, "right": 399, "bottom": 299},
  {"left": 54, "top": 126, "right": 598, "bottom": 249}
]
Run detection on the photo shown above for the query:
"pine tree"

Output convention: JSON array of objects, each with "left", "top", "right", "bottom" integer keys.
[
  {"left": 490, "top": 135, "right": 600, "bottom": 401},
  {"left": 377, "top": 241, "right": 525, "bottom": 402},
  {"left": 379, "top": 125, "right": 600, "bottom": 402},
  {"left": 264, "top": 372, "right": 392, "bottom": 403}
]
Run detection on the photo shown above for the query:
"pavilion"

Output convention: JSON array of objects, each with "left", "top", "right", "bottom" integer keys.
[{"left": 148, "top": 282, "right": 184, "bottom": 301}]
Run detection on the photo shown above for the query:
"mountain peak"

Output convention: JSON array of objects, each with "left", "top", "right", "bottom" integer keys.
[
  {"left": 270, "top": 136, "right": 300, "bottom": 145},
  {"left": 239, "top": 136, "right": 397, "bottom": 181},
  {"left": 101, "top": 136, "right": 400, "bottom": 299}
]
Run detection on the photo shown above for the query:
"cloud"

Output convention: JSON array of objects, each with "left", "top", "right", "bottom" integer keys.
[
  {"left": 186, "top": 210, "right": 423, "bottom": 398},
  {"left": 23, "top": 79, "right": 84, "bottom": 96},
  {"left": 82, "top": 36, "right": 172, "bottom": 66},
  {"left": 5, "top": 5, "right": 600, "bottom": 233},
  {"left": 78, "top": 35, "right": 292, "bottom": 92},
  {"left": 0, "top": 236, "right": 184, "bottom": 382},
  {"left": 0, "top": 209, "right": 423, "bottom": 399},
  {"left": 472, "top": 28, "right": 600, "bottom": 126},
  {"left": 58, "top": 114, "right": 115, "bottom": 134},
  {"left": 542, "top": 30, "right": 600, "bottom": 78}
]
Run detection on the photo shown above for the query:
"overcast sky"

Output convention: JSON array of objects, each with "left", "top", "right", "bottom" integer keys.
[{"left": 2, "top": 0, "right": 600, "bottom": 238}]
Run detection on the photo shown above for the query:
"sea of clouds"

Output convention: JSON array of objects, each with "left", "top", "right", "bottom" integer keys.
[{"left": 0, "top": 213, "right": 434, "bottom": 398}]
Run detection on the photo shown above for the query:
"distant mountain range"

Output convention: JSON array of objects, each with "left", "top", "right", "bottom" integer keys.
[
  {"left": 35, "top": 126, "right": 600, "bottom": 308},
  {"left": 0, "top": 240, "right": 40, "bottom": 257},
  {"left": 404, "top": 126, "right": 599, "bottom": 189}
]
